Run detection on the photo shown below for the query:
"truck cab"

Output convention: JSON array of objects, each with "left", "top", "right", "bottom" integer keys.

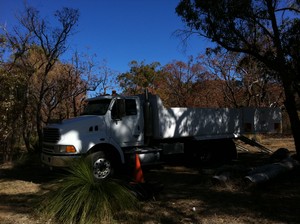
[{"left": 41, "top": 94, "right": 146, "bottom": 179}]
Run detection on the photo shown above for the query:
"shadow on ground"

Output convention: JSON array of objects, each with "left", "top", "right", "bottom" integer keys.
[{"left": 0, "top": 151, "right": 300, "bottom": 224}]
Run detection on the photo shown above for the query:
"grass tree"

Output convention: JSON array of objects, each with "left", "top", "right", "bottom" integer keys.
[{"left": 39, "top": 158, "right": 138, "bottom": 224}]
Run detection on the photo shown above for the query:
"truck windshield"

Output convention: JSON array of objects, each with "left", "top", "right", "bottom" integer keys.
[{"left": 81, "top": 99, "right": 112, "bottom": 115}]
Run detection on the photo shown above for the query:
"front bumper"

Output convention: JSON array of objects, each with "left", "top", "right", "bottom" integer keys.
[{"left": 41, "top": 152, "right": 81, "bottom": 168}]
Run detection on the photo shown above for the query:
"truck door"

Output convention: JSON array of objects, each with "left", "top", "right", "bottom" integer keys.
[{"left": 110, "top": 98, "right": 144, "bottom": 147}]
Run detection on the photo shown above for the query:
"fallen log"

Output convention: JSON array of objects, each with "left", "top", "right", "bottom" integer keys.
[{"left": 245, "top": 157, "right": 299, "bottom": 184}]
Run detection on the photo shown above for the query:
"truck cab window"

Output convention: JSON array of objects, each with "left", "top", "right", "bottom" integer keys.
[
  {"left": 81, "top": 99, "right": 111, "bottom": 115},
  {"left": 125, "top": 99, "right": 137, "bottom": 115},
  {"left": 111, "top": 99, "right": 137, "bottom": 119}
]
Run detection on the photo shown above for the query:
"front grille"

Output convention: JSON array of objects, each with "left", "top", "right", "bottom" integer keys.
[
  {"left": 42, "top": 143, "right": 55, "bottom": 153},
  {"left": 43, "top": 127, "right": 61, "bottom": 143}
]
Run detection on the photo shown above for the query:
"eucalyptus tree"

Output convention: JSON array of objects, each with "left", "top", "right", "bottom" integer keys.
[
  {"left": 1, "top": 6, "right": 79, "bottom": 152},
  {"left": 117, "top": 60, "right": 163, "bottom": 95},
  {"left": 176, "top": 0, "right": 300, "bottom": 156},
  {"left": 19, "top": 6, "right": 79, "bottom": 147}
]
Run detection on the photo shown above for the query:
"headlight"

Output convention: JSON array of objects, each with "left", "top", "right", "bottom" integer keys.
[{"left": 55, "top": 145, "right": 77, "bottom": 153}]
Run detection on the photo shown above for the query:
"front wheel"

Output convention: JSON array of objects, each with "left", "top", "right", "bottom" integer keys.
[{"left": 88, "top": 151, "right": 114, "bottom": 180}]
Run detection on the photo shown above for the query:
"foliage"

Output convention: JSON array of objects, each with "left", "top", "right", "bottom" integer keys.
[
  {"left": 162, "top": 57, "right": 204, "bottom": 107},
  {"left": 19, "top": 6, "right": 80, "bottom": 147},
  {"left": 117, "top": 55, "right": 284, "bottom": 109},
  {"left": 202, "top": 49, "right": 284, "bottom": 108},
  {"left": 176, "top": 0, "right": 300, "bottom": 155},
  {"left": 39, "top": 158, "right": 138, "bottom": 224},
  {"left": 118, "top": 60, "right": 164, "bottom": 95},
  {"left": 0, "top": 5, "right": 105, "bottom": 160},
  {"left": 0, "top": 6, "right": 80, "bottom": 155}
]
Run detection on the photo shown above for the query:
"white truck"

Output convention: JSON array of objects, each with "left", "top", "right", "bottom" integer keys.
[{"left": 41, "top": 90, "right": 282, "bottom": 179}]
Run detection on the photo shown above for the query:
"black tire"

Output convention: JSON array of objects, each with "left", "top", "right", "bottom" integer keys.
[
  {"left": 88, "top": 151, "right": 114, "bottom": 180},
  {"left": 185, "top": 139, "right": 237, "bottom": 166},
  {"left": 184, "top": 141, "right": 213, "bottom": 166},
  {"left": 210, "top": 139, "right": 237, "bottom": 164}
]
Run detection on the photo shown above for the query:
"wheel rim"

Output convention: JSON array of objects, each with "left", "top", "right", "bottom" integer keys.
[{"left": 93, "top": 158, "right": 111, "bottom": 179}]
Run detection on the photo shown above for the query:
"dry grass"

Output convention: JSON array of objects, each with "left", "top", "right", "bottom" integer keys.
[{"left": 0, "top": 136, "right": 299, "bottom": 224}]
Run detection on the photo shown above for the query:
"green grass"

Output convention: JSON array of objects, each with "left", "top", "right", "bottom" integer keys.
[{"left": 39, "top": 158, "right": 138, "bottom": 224}]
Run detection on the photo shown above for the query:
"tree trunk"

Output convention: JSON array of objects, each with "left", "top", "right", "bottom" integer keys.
[
  {"left": 22, "top": 131, "right": 31, "bottom": 152},
  {"left": 36, "top": 99, "right": 43, "bottom": 152},
  {"left": 282, "top": 76, "right": 300, "bottom": 160},
  {"left": 73, "top": 97, "right": 77, "bottom": 117}
]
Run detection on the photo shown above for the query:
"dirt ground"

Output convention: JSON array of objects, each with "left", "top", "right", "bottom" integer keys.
[{"left": 0, "top": 135, "right": 299, "bottom": 224}]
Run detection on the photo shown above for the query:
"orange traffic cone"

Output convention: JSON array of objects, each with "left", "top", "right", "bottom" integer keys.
[{"left": 134, "top": 154, "right": 144, "bottom": 183}]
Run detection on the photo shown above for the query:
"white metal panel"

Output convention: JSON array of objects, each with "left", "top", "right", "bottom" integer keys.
[
  {"left": 242, "top": 108, "right": 282, "bottom": 133},
  {"left": 154, "top": 107, "right": 242, "bottom": 139},
  {"left": 149, "top": 95, "right": 282, "bottom": 140}
]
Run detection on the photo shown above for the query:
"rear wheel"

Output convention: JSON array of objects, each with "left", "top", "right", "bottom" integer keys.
[
  {"left": 211, "top": 139, "right": 237, "bottom": 164},
  {"left": 185, "top": 139, "right": 237, "bottom": 166}
]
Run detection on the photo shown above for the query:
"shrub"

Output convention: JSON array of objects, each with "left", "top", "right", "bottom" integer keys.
[{"left": 39, "top": 158, "right": 138, "bottom": 224}]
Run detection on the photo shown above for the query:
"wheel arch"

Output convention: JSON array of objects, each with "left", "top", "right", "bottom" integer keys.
[{"left": 87, "top": 143, "right": 124, "bottom": 164}]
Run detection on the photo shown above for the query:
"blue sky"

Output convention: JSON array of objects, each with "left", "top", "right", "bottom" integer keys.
[{"left": 0, "top": 0, "right": 211, "bottom": 74}]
